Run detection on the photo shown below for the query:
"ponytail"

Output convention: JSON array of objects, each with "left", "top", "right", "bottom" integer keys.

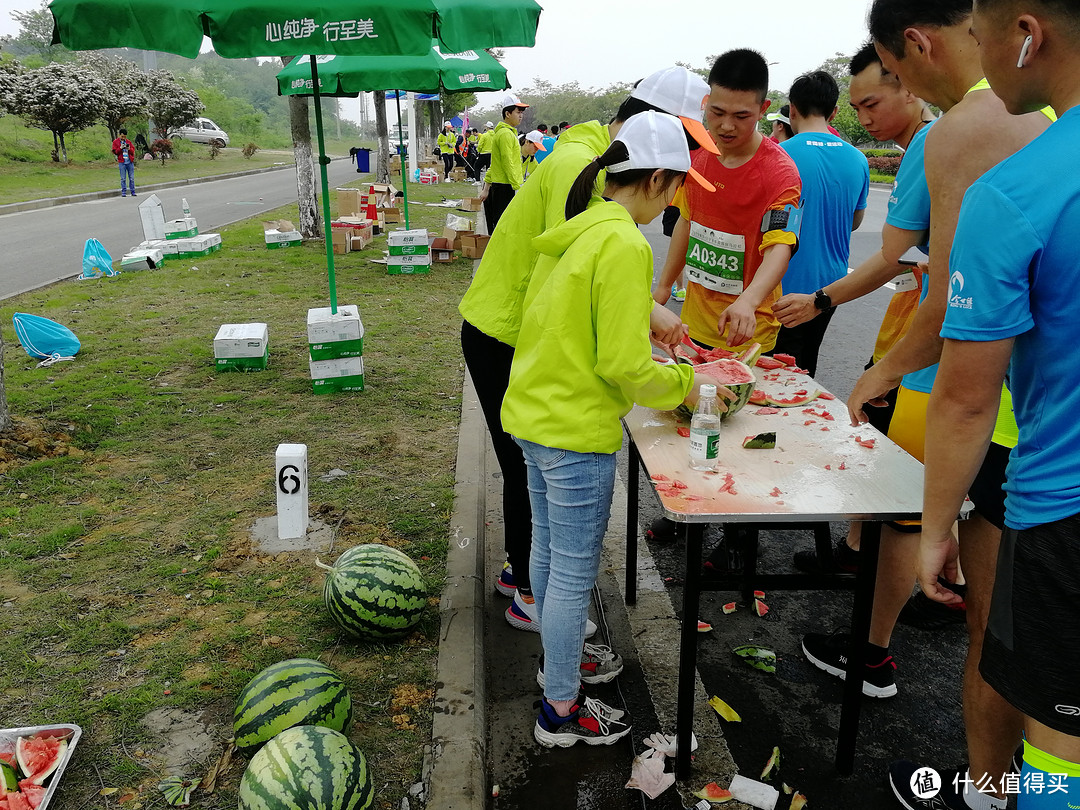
[{"left": 565, "top": 141, "right": 630, "bottom": 221}]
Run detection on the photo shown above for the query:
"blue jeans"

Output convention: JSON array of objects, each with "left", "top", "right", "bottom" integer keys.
[
  {"left": 515, "top": 437, "right": 616, "bottom": 702},
  {"left": 119, "top": 161, "right": 134, "bottom": 193}
]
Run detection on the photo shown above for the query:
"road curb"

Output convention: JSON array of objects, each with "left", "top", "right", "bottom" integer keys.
[
  {"left": 428, "top": 369, "right": 487, "bottom": 810},
  {"left": 0, "top": 156, "right": 354, "bottom": 216}
]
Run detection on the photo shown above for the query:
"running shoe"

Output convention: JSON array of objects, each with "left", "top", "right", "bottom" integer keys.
[
  {"left": 801, "top": 631, "right": 897, "bottom": 698},
  {"left": 673, "top": 287, "right": 686, "bottom": 302},
  {"left": 888, "top": 760, "right": 969, "bottom": 810},
  {"left": 536, "top": 642, "right": 624, "bottom": 688},
  {"left": 792, "top": 537, "right": 860, "bottom": 574},
  {"left": 534, "top": 696, "right": 632, "bottom": 748},
  {"left": 897, "top": 585, "right": 967, "bottom": 630},
  {"left": 495, "top": 561, "right": 516, "bottom": 598},
  {"left": 505, "top": 591, "right": 597, "bottom": 638}
]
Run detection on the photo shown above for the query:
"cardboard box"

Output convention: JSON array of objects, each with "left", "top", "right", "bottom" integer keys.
[
  {"left": 461, "top": 197, "right": 484, "bottom": 212},
  {"left": 265, "top": 229, "right": 302, "bottom": 249},
  {"left": 310, "top": 356, "right": 365, "bottom": 394},
  {"left": 460, "top": 234, "right": 490, "bottom": 259},
  {"left": 307, "top": 305, "right": 363, "bottom": 343},
  {"left": 165, "top": 217, "right": 198, "bottom": 240},
  {"left": 449, "top": 167, "right": 468, "bottom": 181},
  {"left": 139, "top": 194, "right": 166, "bottom": 241},
  {"left": 378, "top": 206, "right": 403, "bottom": 224},
  {"left": 388, "top": 242, "right": 429, "bottom": 257},
  {"left": 120, "top": 247, "right": 165, "bottom": 270},
  {"left": 442, "top": 226, "right": 473, "bottom": 250},
  {"left": 418, "top": 170, "right": 439, "bottom": 184},
  {"left": 388, "top": 228, "right": 428, "bottom": 246},
  {"left": 350, "top": 235, "right": 372, "bottom": 251},
  {"left": 175, "top": 233, "right": 221, "bottom": 258},
  {"left": 336, "top": 187, "right": 362, "bottom": 217},
  {"left": 430, "top": 237, "right": 455, "bottom": 263},
  {"left": 137, "top": 238, "right": 177, "bottom": 256},
  {"left": 331, "top": 229, "right": 351, "bottom": 255},
  {"left": 387, "top": 253, "right": 432, "bottom": 275},
  {"left": 214, "top": 322, "right": 269, "bottom": 371},
  {"left": 369, "top": 183, "right": 399, "bottom": 207}
]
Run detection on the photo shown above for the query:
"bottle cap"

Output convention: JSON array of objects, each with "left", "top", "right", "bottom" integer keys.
[{"left": 700, "top": 383, "right": 716, "bottom": 398}]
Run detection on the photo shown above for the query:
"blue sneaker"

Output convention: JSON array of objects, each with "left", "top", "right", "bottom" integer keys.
[
  {"left": 505, "top": 591, "right": 597, "bottom": 638},
  {"left": 495, "top": 561, "right": 516, "bottom": 597},
  {"left": 534, "top": 697, "right": 631, "bottom": 748},
  {"left": 536, "top": 642, "right": 624, "bottom": 688}
]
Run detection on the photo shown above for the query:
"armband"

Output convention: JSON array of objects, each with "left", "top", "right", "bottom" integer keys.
[{"left": 760, "top": 203, "right": 803, "bottom": 238}]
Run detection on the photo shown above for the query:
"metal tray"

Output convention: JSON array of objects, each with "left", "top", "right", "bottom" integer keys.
[{"left": 0, "top": 724, "right": 82, "bottom": 810}]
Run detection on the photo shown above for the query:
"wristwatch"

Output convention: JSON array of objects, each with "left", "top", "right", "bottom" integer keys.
[{"left": 813, "top": 289, "right": 832, "bottom": 311}]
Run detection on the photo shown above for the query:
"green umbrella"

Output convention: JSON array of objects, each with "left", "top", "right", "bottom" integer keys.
[
  {"left": 48, "top": 0, "right": 539, "bottom": 313},
  {"left": 277, "top": 47, "right": 509, "bottom": 230}
]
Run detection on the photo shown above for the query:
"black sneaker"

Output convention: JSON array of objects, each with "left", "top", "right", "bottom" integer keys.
[
  {"left": 889, "top": 760, "right": 968, "bottom": 809},
  {"left": 534, "top": 697, "right": 632, "bottom": 748},
  {"left": 897, "top": 585, "right": 967, "bottom": 630},
  {"left": 704, "top": 527, "right": 756, "bottom": 574},
  {"left": 793, "top": 538, "right": 859, "bottom": 574},
  {"left": 802, "top": 631, "right": 897, "bottom": 698},
  {"left": 645, "top": 515, "right": 679, "bottom": 542}
]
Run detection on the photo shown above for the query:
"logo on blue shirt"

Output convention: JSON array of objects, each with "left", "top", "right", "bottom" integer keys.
[{"left": 949, "top": 270, "right": 973, "bottom": 311}]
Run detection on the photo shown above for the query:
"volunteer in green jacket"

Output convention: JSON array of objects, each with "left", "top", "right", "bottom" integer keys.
[
  {"left": 437, "top": 122, "right": 456, "bottom": 181},
  {"left": 502, "top": 111, "right": 724, "bottom": 746},
  {"left": 459, "top": 66, "right": 719, "bottom": 636},
  {"left": 521, "top": 129, "right": 547, "bottom": 181},
  {"left": 480, "top": 92, "right": 529, "bottom": 230},
  {"left": 477, "top": 121, "right": 494, "bottom": 178}
]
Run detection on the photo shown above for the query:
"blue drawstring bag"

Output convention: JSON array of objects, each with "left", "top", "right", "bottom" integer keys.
[
  {"left": 12, "top": 312, "right": 81, "bottom": 366},
  {"left": 80, "top": 238, "right": 117, "bottom": 279}
]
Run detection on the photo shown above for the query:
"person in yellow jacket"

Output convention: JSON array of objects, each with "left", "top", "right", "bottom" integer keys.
[
  {"left": 520, "top": 129, "right": 547, "bottom": 181},
  {"left": 476, "top": 121, "right": 494, "bottom": 178},
  {"left": 501, "top": 111, "right": 724, "bottom": 745},
  {"left": 458, "top": 66, "right": 718, "bottom": 633},
  {"left": 437, "top": 122, "right": 456, "bottom": 181},
  {"left": 479, "top": 92, "right": 528, "bottom": 230}
]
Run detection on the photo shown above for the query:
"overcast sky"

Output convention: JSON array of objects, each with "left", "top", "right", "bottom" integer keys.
[{"left": 2, "top": 0, "right": 877, "bottom": 116}]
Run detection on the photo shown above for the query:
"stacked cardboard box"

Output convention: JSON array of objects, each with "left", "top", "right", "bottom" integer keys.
[
  {"left": 137, "top": 238, "right": 178, "bottom": 258},
  {"left": 336, "top": 187, "right": 362, "bottom": 217},
  {"left": 460, "top": 234, "right": 490, "bottom": 259},
  {"left": 120, "top": 247, "right": 165, "bottom": 270},
  {"left": 308, "top": 305, "right": 364, "bottom": 392},
  {"left": 331, "top": 228, "right": 352, "bottom": 255},
  {"left": 165, "top": 217, "right": 198, "bottom": 240},
  {"left": 174, "top": 233, "right": 222, "bottom": 258},
  {"left": 214, "top": 323, "right": 269, "bottom": 372},
  {"left": 387, "top": 229, "right": 430, "bottom": 275},
  {"left": 442, "top": 224, "right": 474, "bottom": 252},
  {"left": 449, "top": 167, "right": 468, "bottom": 182}
]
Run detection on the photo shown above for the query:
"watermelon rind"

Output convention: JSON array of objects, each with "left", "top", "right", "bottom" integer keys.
[
  {"left": 238, "top": 725, "right": 373, "bottom": 810},
  {"left": 0, "top": 761, "right": 16, "bottom": 794},
  {"left": 321, "top": 544, "right": 428, "bottom": 641},
  {"left": 14, "top": 737, "right": 66, "bottom": 787},
  {"left": 233, "top": 658, "right": 353, "bottom": 757}
]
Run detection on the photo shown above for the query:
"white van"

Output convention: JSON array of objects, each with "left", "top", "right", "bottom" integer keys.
[{"left": 168, "top": 117, "right": 230, "bottom": 147}]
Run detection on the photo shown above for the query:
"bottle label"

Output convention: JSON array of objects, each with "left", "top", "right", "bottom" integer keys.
[{"left": 689, "top": 429, "right": 719, "bottom": 460}]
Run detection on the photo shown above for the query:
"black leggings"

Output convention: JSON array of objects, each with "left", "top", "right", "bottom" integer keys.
[
  {"left": 460, "top": 319, "right": 532, "bottom": 592},
  {"left": 483, "top": 183, "right": 515, "bottom": 233},
  {"left": 441, "top": 152, "right": 454, "bottom": 179}
]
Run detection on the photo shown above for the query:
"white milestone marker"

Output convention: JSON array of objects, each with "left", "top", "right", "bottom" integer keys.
[{"left": 276, "top": 443, "right": 309, "bottom": 540}]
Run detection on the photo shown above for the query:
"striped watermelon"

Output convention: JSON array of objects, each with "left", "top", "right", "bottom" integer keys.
[
  {"left": 319, "top": 545, "right": 427, "bottom": 641},
  {"left": 238, "top": 725, "right": 373, "bottom": 810},
  {"left": 233, "top": 659, "right": 353, "bottom": 757}
]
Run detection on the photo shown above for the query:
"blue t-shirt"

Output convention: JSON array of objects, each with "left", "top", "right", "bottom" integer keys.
[
  {"left": 887, "top": 120, "right": 939, "bottom": 394},
  {"left": 779, "top": 132, "right": 869, "bottom": 295},
  {"left": 941, "top": 107, "right": 1080, "bottom": 530},
  {"left": 535, "top": 135, "right": 557, "bottom": 162}
]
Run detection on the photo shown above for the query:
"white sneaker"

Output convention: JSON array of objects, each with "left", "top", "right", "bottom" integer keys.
[{"left": 504, "top": 591, "right": 597, "bottom": 638}]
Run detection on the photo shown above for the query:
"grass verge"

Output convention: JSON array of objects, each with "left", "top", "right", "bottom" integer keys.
[{"left": 0, "top": 178, "right": 483, "bottom": 809}]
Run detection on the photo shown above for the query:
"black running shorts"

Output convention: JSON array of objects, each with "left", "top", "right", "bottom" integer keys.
[
  {"left": 981, "top": 513, "right": 1080, "bottom": 735},
  {"left": 967, "top": 441, "right": 1010, "bottom": 531}
]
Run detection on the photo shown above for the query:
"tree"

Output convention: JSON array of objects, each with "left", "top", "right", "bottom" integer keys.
[
  {"left": 0, "top": 58, "right": 23, "bottom": 117},
  {"left": 8, "top": 1, "right": 70, "bottom": 65},
  {"left": 79, "top": 53, "right": 148, "bottom": 139},
  {"left": 280, "top": 57, "right": 320, "bottom": 240},
  {"left": 13, "top": 62, "right": 104, "bottom": 161},
  {"left": 144, "top": 69, "right": 203, "bottom": 140},
  {"left": 374, "top": 90, "right": 389, "bottom": 182}
]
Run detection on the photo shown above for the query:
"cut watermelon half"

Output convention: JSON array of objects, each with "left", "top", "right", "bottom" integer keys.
[{"left": 15, "top": 737, "right": 66, "bottom": 787}]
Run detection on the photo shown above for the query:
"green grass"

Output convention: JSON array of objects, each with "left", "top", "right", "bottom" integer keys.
[
  {"left": 869, "top": 171, "right": 897, "bottom": 184},
  {"left": 0, "top": 178, "right": 483, "bottom": 809},
  {"left": 0, "top": 115, "right": 375, "bottom": 205}
]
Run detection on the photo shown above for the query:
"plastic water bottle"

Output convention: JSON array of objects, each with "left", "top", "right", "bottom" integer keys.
[
  {"left": 182, "top": 197, "right": 191, "bottom": 216},
  {"left": 688, "top": 383, "right": 721, "bottom": 471}
]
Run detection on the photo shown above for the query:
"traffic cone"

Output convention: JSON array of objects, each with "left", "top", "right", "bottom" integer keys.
[{"left": 366, "top": 185, "right": 379, "bottom": 223}]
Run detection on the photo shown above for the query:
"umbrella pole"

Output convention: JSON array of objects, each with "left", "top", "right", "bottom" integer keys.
[
  {"left": 309, "top": 57, "right": 338, "bottom": 315},
  {"left": 394, "top": 91, "right": 411, "bottom": 230}
]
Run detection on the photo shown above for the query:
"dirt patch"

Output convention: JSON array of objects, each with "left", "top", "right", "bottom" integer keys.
[
  {"left": 140, "top": 707, "right": 224, "bottom": 776},
  {"left": 0, "top": 417, "right": 82, "bottom": 474}
]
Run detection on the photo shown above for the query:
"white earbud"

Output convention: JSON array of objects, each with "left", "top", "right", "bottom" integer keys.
[{"left": 1017, "top": 35, "right": 1033, "bottom": 68}]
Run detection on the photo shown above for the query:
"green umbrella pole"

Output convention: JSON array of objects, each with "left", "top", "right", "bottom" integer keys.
[
  {"left": 309, "top": 57, "right": 338, "bottom": 314},
  {"left": 394, "top": 91, "right": 411, "bottom": 230}
]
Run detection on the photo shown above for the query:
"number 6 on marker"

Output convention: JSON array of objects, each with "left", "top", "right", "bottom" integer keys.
[{"left": 276, "top": 444, "right": 309, "bottom": 540}]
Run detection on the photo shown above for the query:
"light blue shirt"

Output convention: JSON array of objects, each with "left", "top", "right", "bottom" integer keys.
[
  {"left": 941, "top": 107, "right": 1080, "bottom": 530},
  {"left": 779, "top": 132, "right": 869, "bottom": 295},
  {"left": 536, "top": 135, "right": 557, "bottom": 162}
]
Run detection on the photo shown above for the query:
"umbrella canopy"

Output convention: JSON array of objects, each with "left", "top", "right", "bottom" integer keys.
[
  {"left": 49, "top": 0, "right": 541, "bottom": 59},
  {"left": 276, "top": 46, "right": 508, "bottom": 96}
]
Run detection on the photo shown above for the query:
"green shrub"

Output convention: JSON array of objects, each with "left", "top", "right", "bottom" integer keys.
[{"left": 862, "top": 148, "right": 903, "bottom": 158}]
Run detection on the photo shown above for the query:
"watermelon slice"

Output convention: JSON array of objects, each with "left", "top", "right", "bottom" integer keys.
[
  {"left": 685, "top": 358, "right": 757, "bottom": 422},
  {"left": 741, "top": 432, "right": 776, "bottom": 449},
  {"left": 755, "top": 355, "right": 787, "bottom": 370},
  {"left": 16, "top": 785, "right": 45, "bottom": 810},
  {"left": 722, "top": 602, "right": 737, "bottom": 614},
  {"left": 5, "top": 793, "right": 28, "bottom": 810},
  {"left": 697, "top": 620, "right": 713, "bottom": 633},
  {"left": 0, "top": 763, "right": 16, "bottom": 795},
  {"left": 754, "top": 598, "right": 770, "bottom": 616},
  {"left": 773, "top": 353, "right": 797, "bottom": 366},
  {"left": 760, "top": 745, "right": 781, "bottom": 781},
  {"left": 763, "top": 390, "right": 821, "bottom": 408},
  {"left": 736, "top": 342, "right": 763, "bottom": 367},
  {"left": 15, "top": 737, "right": 66, "bottom": 787},
  {"left": 693, "top": 782, "right": 734, "bottom": 803}
]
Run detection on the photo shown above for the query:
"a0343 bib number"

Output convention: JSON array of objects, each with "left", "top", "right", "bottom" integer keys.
[{"left": 685, "top": 222, "right": 746, "bottom": 294}]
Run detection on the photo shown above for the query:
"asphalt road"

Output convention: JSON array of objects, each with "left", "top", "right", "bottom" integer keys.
[{"left": 0, "top": 158, "right": 364, "bottom": 300}]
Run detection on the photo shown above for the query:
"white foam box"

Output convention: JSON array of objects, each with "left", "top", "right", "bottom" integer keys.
[
  {"left": 214, "top": 322, "right": 269, "bottom": 371},
  {"left": 307, "top": 305, "right": 364, "bottom": 360},
  {"left": 120, "top": 247, "right": 165, "bottom": 270},
  {"left": 175, "top": 233, "right": 222, "bottom": 258},
  {"left": 387, "top": 253, "right": 432, "bottom": 275},
  {"left": 265, "top": 229, "right": 302, "bottom": 249},
  {"left": 388, "top": 228, "right": 428, "bottom": 247},
  {"left": 139, "top": 239, "right": 178, "bottom": 256},
  {"left": 165, "top": 217, "right": 199, "bottom": 240},
  {"left": 310, "top": 355, "right": 365, "bottom": 394}
]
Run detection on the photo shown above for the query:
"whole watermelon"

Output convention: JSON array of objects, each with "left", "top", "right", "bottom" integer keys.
[
  {"left": 320, "top": 544, "right": 427, "bottom": 641},
  {"left": 238, "top": 725, "right": 373, "bottom": 810},
  {"left": 233, "top": 659, "right": 353, "bottom": 757}
]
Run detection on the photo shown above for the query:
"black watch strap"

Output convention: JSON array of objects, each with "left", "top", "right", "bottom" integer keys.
[{"left": 814, "top": 289, "right": 832, "bottom": 311}]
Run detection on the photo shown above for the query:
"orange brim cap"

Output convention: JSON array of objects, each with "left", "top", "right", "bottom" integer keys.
[
  {"left": 688, "top": 167, "right": 713, "bottom": 191},
  {"left": 680, "top": 116, "right": 719, "bottom": 155},
  {"left": 534, "top": 141, "right": 547, "bottom": 151}
]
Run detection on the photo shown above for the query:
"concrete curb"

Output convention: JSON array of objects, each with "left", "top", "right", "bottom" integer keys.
[
  {"left": 0, "top": 156, "right": 353, "bottom": 216},
  {"left": 428, "top": 370, "right": 487, "bottom": 810}
]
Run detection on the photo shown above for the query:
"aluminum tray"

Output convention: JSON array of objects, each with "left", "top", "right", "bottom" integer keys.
[{"left": 0, "top": 724, "right": 82, "bottom": 810}]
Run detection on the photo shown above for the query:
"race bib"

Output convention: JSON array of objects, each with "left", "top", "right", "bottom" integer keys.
[{"left": 685, "top": 221, "right": 745, "bottom": 294}]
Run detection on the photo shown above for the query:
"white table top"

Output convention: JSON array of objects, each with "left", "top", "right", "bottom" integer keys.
[{"left": 623, "top": 366, "right": 925, "bottom": 524}]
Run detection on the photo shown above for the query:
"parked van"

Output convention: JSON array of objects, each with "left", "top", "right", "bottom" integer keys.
[{"left": 168, "top": 117, "right": 230, "bottom": 147}]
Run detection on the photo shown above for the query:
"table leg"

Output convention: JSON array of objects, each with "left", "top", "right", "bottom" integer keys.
[
  {"left": 626, "top": 439, "right": 640, "bottom": 605},
  {"left": 675, "top": 523, "right": 704, "bottom": 780},
  {"left": 835, "top": 520, "right": 882, "bottom": 774}
]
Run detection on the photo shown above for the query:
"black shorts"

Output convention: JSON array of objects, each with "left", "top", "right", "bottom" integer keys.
[
  {"left": 968, "top": 441, "right": 1010, "bottom": 530},
  {"left": 980, "top": 513, "right": 1080, "bottom": 735}
]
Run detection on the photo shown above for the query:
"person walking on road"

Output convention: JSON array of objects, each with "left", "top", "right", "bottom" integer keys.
[{"left": 112, "top": 128, "right": 137, "bottom": 197}]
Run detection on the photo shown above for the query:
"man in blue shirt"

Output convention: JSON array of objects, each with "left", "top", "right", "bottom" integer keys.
[
  {"left": 920, "top": 0, "right": 1080, "bottom": 805},
  {"left": 771, "top": 70, "right": 869, "bottom": 377}
]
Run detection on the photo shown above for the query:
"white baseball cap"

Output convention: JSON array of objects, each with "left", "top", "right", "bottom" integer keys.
[
  {"left": 524, "top": 130, "right": 547, "bottom": 151},
  {"left": 631, "top": 66, "right": 719, "bottom": 155},
  {"left": 497, "top": 91, "right": 528, "bottom": 109},
  {"left": 766, "top": 111, "right": 790, "bottom": 124},
  {"left": 443, "top": 120, "right": 453, "bottom": 128},
  {"left": 609, "top": 111, "right": 713, "bottom": 191},
  {"left": 485, "top": 121, "right": 494, "bottom": 129}
]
